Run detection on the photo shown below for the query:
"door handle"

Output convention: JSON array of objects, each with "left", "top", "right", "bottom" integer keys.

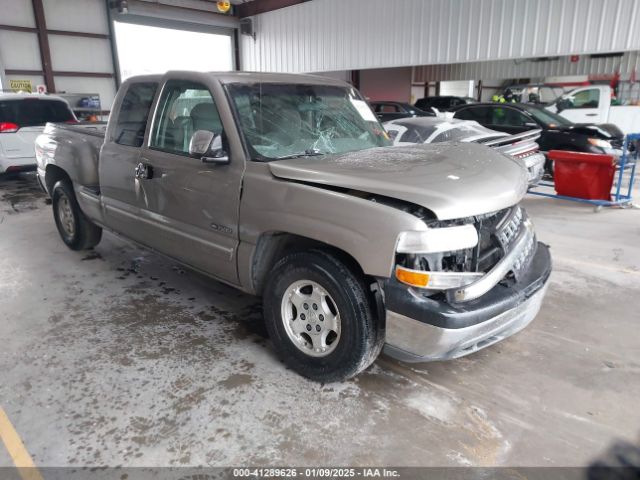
[
  {"left": 585, "top": 113, "right": 598, "bottom": 117},
  {"left": 135, "top": 162, "right": 153, "bottom": 180}
]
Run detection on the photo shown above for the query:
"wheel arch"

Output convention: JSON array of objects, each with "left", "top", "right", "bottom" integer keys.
[
  {"left": 250, "top": 231, "right": 369, "bottom": 297},
  {"left": 44, "top": 164, "right": 72, "bottom": 196}
]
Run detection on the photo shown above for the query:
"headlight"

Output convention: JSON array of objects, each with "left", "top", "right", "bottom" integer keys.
[
  {"left": 395, "top": 265, "right": 482, "bottom": 289},
  {"left": 588, "top": 138, "right": 612, "bottom": 149},
  {"left": 396, "top": 224, "right": 478, "bottom": 254}
]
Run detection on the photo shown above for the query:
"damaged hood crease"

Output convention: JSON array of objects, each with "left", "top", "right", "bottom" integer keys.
[{"left": 268, "top": 143, "right": 528, "bottom": 220}]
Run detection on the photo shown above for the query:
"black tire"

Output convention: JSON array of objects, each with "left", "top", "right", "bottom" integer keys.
[
  {"left": 263, "top": 250, "right": 383, "bottom": 382},
  {"left": 52, "top": 180, "right": 102, "bottom": 250}
]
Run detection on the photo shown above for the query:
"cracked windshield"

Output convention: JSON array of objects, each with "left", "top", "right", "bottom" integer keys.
[{"left": 227, "top": 83, "right": 391, "bottom": 160}]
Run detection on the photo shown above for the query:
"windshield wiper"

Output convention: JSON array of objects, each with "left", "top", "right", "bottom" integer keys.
[{"left": 276, "top": 149, "right": 325, "bottom": 160}]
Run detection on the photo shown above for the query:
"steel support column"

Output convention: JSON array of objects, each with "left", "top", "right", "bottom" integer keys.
[{"left": 31, "top": 0, "right": 55, "bottom": 92}]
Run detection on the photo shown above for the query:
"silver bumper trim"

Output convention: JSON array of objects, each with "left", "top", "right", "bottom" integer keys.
[
  {"left": 525, "top": 152, "right": 545, "bottom": 186},
  {"left": 384, "top": 282, "right": 548, "bottom": 362},
  {"left": 446, "top": 217, "right": 535, "bottom": 303}
]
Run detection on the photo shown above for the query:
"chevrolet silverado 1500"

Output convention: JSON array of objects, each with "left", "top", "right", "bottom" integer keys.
[{"left": 36, "top": 71, "right": 551, "bottom": 382}]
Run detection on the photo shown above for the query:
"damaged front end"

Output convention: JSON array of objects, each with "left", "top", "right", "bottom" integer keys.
[
  {"left": 394, "top": 205, "right": 536, "bottom": 302},
  {"left": 382, "top": 204, "right": 551, "bottom": 363}
]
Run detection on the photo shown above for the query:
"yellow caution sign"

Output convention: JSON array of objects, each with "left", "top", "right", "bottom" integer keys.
[{"left": 9, "top": 79, "right": 33, "bottom": 93}]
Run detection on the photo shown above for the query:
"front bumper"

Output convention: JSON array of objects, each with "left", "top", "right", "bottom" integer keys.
[
  {"left": 524, "top": 152, "right": 545, "bottom": 186},
  {"left": 383, "top": 242, "right": 551, "bottom": 362}
]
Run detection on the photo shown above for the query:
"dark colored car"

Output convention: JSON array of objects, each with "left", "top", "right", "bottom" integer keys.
[
  {"left": 369, "top": 101, "right": 435, "bottom": 123},
  {"left": 450, "top": 103, "right": 625, "bottom": 170},
  {"left": 415, "top": 96, "right": 477, "bottom": 112}
]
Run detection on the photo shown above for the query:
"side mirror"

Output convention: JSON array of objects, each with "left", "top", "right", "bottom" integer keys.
[
  {"left": 524, "top": 122, "right": 539, "bottom": 128},
  {"left": 189, "top": 130, "right": 229, "bottom": 164},
  {"left": 556, "top": 98, "right": 570, "bottom": 112}
]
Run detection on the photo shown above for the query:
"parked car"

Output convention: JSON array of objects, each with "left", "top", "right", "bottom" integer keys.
[
  {"left": 546, "top": 85, "right": 640, "bottom": 135},
  {"left": 369, "top": 101, "right": 435, "bottom": 122},
  {"left": 415, "top": 96, "right": 476, "bottom": 112},
  {"left": 384, "top": 117, "right": 545, "bottom": 186},
  {"left": 36, "top": 71, "right": 551, "bottom": 382},
  {"left": 450, "top": 103, "right": 625, "bottom": 173},
  {"left": 0, "top": 93, "right": 76, "bottom": 175}
]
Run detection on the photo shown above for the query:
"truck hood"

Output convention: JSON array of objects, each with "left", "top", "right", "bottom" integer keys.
[{"left": 268, "top": 143, "right": 528, "bottom": 220}]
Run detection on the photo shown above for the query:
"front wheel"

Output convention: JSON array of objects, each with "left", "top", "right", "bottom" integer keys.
[
  {"left": 52, "top": 180, "right": 102, "bottom": 251},
  {"left": 263, "top": 250, "right": 383, "bottom": 382}
]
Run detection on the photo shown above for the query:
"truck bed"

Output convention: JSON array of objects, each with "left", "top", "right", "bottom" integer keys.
[
  {"left": 52, "top": 122, "right": 107, "bottom": 138},
  {"left": 36, "top": 122, "right": 106, "bottom": 189}
]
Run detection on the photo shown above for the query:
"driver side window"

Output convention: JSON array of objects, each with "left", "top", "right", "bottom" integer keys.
[
  {"left": 150, "top": 80, "right": 223, "bottom": 155},
  {"left": 565, "top": 89, "right": 601, "bottom": 109}
]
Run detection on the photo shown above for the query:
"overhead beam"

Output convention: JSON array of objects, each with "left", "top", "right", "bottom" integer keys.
[
  {"left": 0, "top": 25, "right": 110, "bottom": 39},
  {"left": 236, "top": 0, "right": 311, "bottom": 18},
  {"left": 48, "top": 29, "right": 110, "bottom": 40},
  {"left": 5, "top": 69, "right": 114, "bottom": 79},
  {"left": 31, "top": 0, "right": 55, "bottom": 92}
]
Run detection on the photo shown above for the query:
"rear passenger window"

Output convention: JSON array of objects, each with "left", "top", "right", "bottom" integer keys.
[
  {"left": 380, "top": 104, "right": 399, "bottom": 113},
  {"left": 400, "top": 126, "right": 430, "bottom": 143},
  {"left": 150, "top": 80, "right": 223, "bottom": 155},
  {"left": 454, "top": 106, "right": 490, "bottom": 123},
  {"left": 490, "top": 107, "right": 529, "bottom": 126},
  {"left": 434, "top": 98, "right": 451, "bottom": 109},
  {"left": 0, "top": 99, "right": 75, "bottom": 127},
  {"left": 113, "top": 82, "right": 158, "bottom": 147}
]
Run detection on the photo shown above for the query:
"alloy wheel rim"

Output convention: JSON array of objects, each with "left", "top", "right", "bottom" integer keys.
[
  {"left": 280, "top": 279, "right": 341, "bottom": 357},
  {"left": 57, "top": 194, "right": 75, "bottom": 239}
]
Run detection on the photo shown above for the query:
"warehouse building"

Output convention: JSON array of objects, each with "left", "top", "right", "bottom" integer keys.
[{"left": 0, "top": 0, "right": 639, "bottom": 477}]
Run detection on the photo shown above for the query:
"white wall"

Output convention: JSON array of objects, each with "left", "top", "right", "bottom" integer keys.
[
  {"left": 0, "top": 0, "right": 117, "bottom": 110},
  {"left": 241, "top": 0, "right": 640, "bottom": 73},
  {"left": 414, "top": 51, "right": 640, "bottom": 82},
  {"left": 0, "top": 31, "right": 41, "bottom": 71},
  {"left": 42, "top": 0, "right": 110, "bottom": 34},
  {"left": 410, "top": 85, "right": 426, "bottom": 104},
  {"left": 439, "top": 80, "right": 474, "bottom": 97}
]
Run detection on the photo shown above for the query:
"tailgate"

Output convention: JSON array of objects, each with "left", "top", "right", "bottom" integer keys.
[{"left": 1, "top": 126, "right": 43, "bottom": 159}]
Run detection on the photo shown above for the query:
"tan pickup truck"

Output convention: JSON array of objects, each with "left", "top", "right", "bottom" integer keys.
[{"left": 35, "top": 71, "right": 551, "bottom": 382}]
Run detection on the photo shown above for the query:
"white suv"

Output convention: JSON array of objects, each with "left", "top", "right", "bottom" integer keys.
[{"left": 0, "top": 93, "right": 77, "bottom": 174}]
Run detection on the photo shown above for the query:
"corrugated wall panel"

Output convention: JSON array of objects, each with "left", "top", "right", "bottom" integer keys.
[
  {"left": 240, "top": 0, "right": 640, "bottom": 73},
  {"left": 413, "top": 51, "right": 640, "bottom": 82}
]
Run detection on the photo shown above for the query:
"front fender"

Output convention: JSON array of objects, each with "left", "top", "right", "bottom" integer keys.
[{"left": 238, "top": 165, "right": 428, "bottom": 283}]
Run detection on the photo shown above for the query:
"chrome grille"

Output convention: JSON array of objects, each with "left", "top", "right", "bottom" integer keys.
[
  {"left": 511, "top": 222, "right": 536, "bottom": 278},
  {"left": 496, "top": 206, "right": 523, "bottom": 249},
  {"left": 474, "top": 205, "right": 536, "bottom": 281}
]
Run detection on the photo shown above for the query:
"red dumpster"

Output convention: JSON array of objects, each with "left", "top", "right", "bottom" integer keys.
[{"left": 548, "top": 150, "right": 616, "bottom": 201}]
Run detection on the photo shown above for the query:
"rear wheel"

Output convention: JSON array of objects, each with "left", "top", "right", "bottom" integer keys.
[
  {"left": 52, "top": 180, "right": 102, "bottom": 250},
  {"left": 263, "top": 250, "right": 383, "bottom": 382}
]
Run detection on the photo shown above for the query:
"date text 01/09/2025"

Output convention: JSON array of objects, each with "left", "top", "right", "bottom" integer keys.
[{"left": 232, "top": 467, "right": 401, "bottom": 478}]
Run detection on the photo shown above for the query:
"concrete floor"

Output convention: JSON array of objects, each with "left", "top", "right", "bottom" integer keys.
[{"left": 0, "top": 172, "right": 639, "bottom": 469}]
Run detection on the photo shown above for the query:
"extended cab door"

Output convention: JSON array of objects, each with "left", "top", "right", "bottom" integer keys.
[
  {"left": 548, "top": 86, "right": 609, "bottom": 124},
  {"left": 99, "top": 79, "right": 159, "bottom": 240},
  {"left": 135, "top": 77, "right": 243, "bottom": 284}
]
